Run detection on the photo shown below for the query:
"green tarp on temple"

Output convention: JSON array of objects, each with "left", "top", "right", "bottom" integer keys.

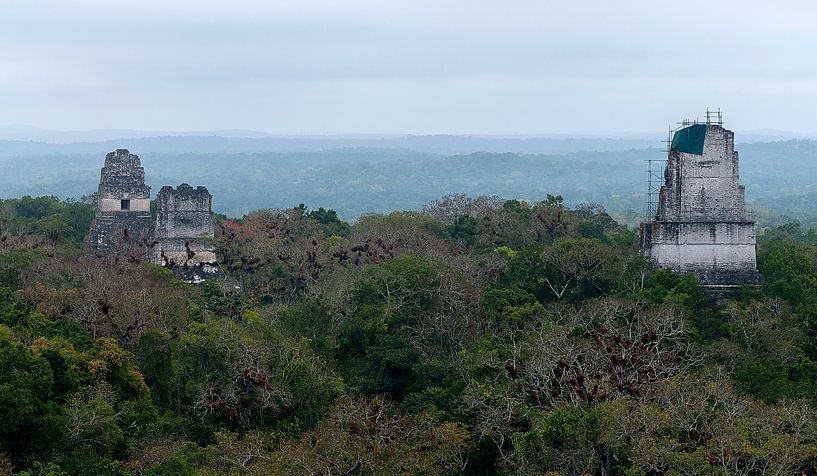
[{"left": 670, "top": 123, "right": 707, "bottom": 155}]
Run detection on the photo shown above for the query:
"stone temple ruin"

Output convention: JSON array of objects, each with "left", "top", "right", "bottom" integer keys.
[
  {"left": 87, "top": 149, "right": 220, "bottom": 282},
  {"left": 87, "top": 149, "right": 153, "bottom": 250},
  {"left": 639, "top": 115, "right": 762, "bottom": 293}
]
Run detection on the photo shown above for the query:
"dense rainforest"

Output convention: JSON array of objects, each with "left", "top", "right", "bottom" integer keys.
[{"left": 1, "top": 194, "right": 817, "bottom": 475}]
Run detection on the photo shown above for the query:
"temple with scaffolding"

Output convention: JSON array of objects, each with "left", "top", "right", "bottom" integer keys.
[{"left": 639, "top": 110, "right": 762, "bottom": 292}]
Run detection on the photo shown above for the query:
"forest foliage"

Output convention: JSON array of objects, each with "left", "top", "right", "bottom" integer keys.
[{"left": 1, "top": 194, "right": 817, "bottom": 475}]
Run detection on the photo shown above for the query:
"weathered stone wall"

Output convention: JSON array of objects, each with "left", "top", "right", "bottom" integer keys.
[
  {"left": 657, "top": 125, "right": 747, "bottom": 222},
  {"left": 643, "top": 222, "right": 757, "bottom": 271},
  {"left": 86, "top": 149, "right": 153, "bottom": 251},
  {"left": 641, "top": 123, "right": 761, "bottom": 289},
  {"left": 152, "top": 184, "right": 217, "bottom": 267}
]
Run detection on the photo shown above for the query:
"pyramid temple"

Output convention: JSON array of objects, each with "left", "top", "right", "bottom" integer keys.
[{"left": 639, "top": 116, "right": 762, "bottom": 292}]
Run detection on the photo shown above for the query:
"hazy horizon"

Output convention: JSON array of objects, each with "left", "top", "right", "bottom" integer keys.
[{"left": 1, "top": 125, "right": 815, "bottom": 145}]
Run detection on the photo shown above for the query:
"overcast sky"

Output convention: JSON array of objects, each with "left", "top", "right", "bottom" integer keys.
[{"left": 2, "top": 0, "right": 817, "bottom": 135}]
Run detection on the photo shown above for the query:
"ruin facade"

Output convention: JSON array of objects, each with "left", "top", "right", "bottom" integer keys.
[
  {"left": 639, "top": 120, "right": 762, "bottom": 292},
  {"left": 151, "top": 184, "right": 220, "bottom": 282},
  {"left": 87, "top": 149, "right": 153, "bottom": 251}
]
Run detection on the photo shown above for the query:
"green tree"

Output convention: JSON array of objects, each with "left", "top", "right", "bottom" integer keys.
[{"left": 0, "top": 326, "right": 63, "bottom": 466}]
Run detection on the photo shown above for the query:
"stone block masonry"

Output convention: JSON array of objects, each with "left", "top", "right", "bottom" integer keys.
[{"left": 640, "top": 121, "right": 762, "bottom": 292}]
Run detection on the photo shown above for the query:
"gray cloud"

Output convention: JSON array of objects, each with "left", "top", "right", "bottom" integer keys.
[{"left": 2, "top": 0, "right": 817, "bottom": 134}]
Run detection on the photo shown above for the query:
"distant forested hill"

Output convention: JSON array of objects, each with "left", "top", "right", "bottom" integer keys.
[{"left": 2, "top": 137, "right": 817, "bottom": 227}]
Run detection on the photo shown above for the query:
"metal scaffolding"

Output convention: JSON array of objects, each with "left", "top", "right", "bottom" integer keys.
[{"left": 645, "top": 158, "right": 665, "bottom": 221}]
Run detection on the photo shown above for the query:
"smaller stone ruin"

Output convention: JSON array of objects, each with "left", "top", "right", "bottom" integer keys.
[
  {"left": 152, "top": 184, "right": 221, "bottom": 283},
  {"left": 87, "top": 149, "right": 153, "bottom": 251}
]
